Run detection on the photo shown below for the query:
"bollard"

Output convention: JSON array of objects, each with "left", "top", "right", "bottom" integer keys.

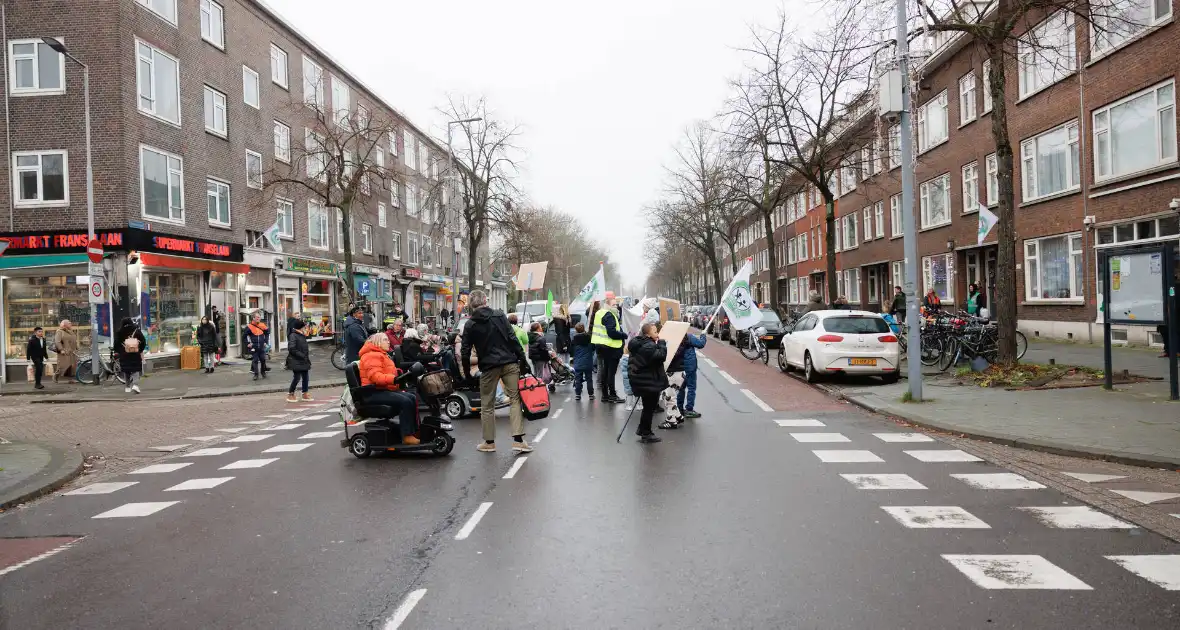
[{"left": 1049, "top": 358, "right": 1055, "bottom": 365}]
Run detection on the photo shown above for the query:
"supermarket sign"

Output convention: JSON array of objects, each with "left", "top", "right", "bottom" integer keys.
[
  {"left": 0, "top": 228, "right": 242, "bottom": 262},
  {"left": 0, "top": 230, "right": 124, "bottom": 253}
]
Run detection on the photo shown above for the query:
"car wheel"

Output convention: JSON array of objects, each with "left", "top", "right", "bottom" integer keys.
[
  {"left": 804, "top": 352, "right": 820, "bottom": 383},
  {"left": 777, "top": 348, "right": 790, "bottom": 373}
]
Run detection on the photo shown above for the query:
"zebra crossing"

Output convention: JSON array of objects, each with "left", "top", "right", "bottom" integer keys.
[{"left": 773, "top": 415, "right": 1180, "bottom": 591}]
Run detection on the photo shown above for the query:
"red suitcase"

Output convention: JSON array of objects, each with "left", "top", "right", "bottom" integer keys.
[{"left": 518, "top": 374, "right": 551, "bottom": 420}]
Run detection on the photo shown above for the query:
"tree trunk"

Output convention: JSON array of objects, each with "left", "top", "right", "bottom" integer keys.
[
  {"left": 466, "top": 232, "right": 480, "bottom": 294},
  {"left": 763, "top": 209, "right": 778, "bottom": 309},
  {"left": 987, "top": 45, "right": 1018, "bottom": 364},
  {"left": 340, "top": 199, "right": 357, "bottom": 307},
  {"left": 824, "top": 195, "right": 837, "bottom": 304},
  {"left": 728, "top": 241, "right": 738, "bottom": 274}
]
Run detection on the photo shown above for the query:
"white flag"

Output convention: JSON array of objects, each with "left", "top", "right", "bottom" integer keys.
[
  {"left": 568, "top": 265, "right": 607, "bottom": 314},
  {"left": 263, "top": 219, "right": 283, "bottom": 253},
  {"left": 977, "top": 204, "right": 999, "bottom": 245},
  {"left": 720, "top": 259, "right": 762, "bottom": 331}
]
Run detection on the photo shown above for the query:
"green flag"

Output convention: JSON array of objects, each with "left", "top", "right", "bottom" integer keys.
[{"left": 545, "top": 290, "right": 554, "bottom": 318}]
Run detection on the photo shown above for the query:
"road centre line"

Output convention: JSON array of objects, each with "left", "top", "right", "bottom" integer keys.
[
  {"left": 703, "top": 358, "right": 718, "bottom": 368},
  {"left": 382, "top": 588, "right": 428, "bottom": 630},
  {"left": 741, "top": 388, "right": 773, "bottom": 412},
  {"left": 503, "top": 457, "right": 528, "bottom": 479},
  {"left": 533, "top": 428, "right": 549, "bottom": 443},
  {"left": 718, "top": 370, "right": 738, "bottom": 385},
  {"left": 553, "top": 408, "right": 563, "bottom": 419},
  {"left": 455, "top": 502, "right": 493, "bottom": 541}
]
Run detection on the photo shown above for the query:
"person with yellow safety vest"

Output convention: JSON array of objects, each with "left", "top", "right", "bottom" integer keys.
[{"left": 590, "top": 292, "right": 627, "bottom": 404}]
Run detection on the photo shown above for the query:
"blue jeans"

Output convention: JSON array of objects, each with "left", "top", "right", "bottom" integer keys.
[
  {"left": 676, "top": 368, "right": 698, "bottom": 411},
  {"left": 574, "top": 369, "right": 594, "bottom": 396},
  {"left": 289, "top": 370, "right": 309, "bottom": 394},
  {"left": 252, "top": 352, "right": 268, "bottom": 376}
]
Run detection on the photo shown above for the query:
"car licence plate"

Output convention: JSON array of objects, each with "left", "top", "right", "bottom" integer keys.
[{"left": 849, "top": 358, "right": 877, "bottom": 366}]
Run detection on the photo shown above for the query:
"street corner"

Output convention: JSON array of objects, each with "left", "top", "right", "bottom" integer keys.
[{"left": 0, "top": 439, "right": 85, "bottom": 510}]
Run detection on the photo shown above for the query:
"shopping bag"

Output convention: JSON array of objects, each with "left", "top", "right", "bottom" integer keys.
[
  {"left": 45, "top": 361, "right": 55, "bottom": 378},
  {"left": 517, "top": 374, "right": 551, "bottom": 420},
  {"left": 26, "top": 364, "right": 34, "bottom": 382}
]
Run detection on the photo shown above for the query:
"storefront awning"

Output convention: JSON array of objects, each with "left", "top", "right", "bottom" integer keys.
[
  {"left": 0, "top": 253, "right": 90, "bottom": 270},
  {"left": 139, "top": 252, "right": 249, "bottom": 274}
]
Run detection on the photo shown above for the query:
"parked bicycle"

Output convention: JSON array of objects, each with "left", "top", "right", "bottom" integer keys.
[
  {"left": 330, "top": 331, "right": 346, "bottom": 370},
  {"left": 76, "top": 346, "right": 125, "bottom": 385},
  {"left": 739, "top": 325, "right": 770, "bottom": 364}
]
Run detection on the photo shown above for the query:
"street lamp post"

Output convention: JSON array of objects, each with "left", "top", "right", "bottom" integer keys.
[
  {"left": 44, "top": 38, "right": 99, "bottom": 384},
  {"left": 446, "top": 117, "right": 482, "bottom": 323}
]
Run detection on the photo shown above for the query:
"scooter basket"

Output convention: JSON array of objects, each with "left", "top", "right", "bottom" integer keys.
[
  {"left": 518, "top": 374, "right": 550, "bottom": 420},
  {"left": 418, "top": 370, "right": 454, "bottom": 398}
]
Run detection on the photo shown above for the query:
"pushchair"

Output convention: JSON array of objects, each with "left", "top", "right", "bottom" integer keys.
[{"left": 548, "top": 353, "right": 574, "bottom": 387}]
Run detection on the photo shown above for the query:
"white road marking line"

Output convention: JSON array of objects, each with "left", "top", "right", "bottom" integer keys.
[
  {"left": 93, "top": 501, "right": 180, "bottom": 519},
  {"left": 553, "top": 408, "right": 564, "bottom": 419},
  {"left": 943, "top": 555, "right": 1091, "bottom": 590},
  {"left": 241, "top": 420, "right": 272, "bottom": 425},
  {"left": 65, "top": 481, "right": 138, "bottom": 495},
  {"left": 533, "top": 428, "right": 549, "bottom": 443},
  {"left": 790, "top": 432, "right": 850, "bottom": 443},
  {"left": 215, "top": 427, "right": 247, "bottom": 433},
  {"left": 703, "top": 358, "right": 718, "bottom": 368},
  {"left": 813, "top": 450, "right": 883, "bottom": 463},
  {"left": 264, "top": 414, "right": 290, "bottom": 419},
  {"left": 267, "top": 423, "right": 304, "bottom": 430},
  {"left": 264, "top": 443, "right": 314, "bottom": 453},
  {"left": 455, "top": 502, "right": 493, "bottom": 540},
  {"left": 325, "top": 422, "right": 344, "bottom": 428},
  {"left": 718, "top": 370, "right": 738, "bottom": 385},
  {"left": 160, "top": 387, "right": 176, "bottom": 391},
  {"left": 503, "top": 457, "right": 528, "bottom": 479},
  {"left": 741, "top": 389, "right": 773, "bottom": 411},
  {"left": 225, "top": 434, "right": 275, "bottom": 443},
  {"left": 0, "top": 538, "right": 82, "bottom": 577},
  {"left": 904, "top": 449, "right": 983, "bottom": 463},
  {"left": 1060, "top": 472, "right": 1127, "bottom": 483},
  {"left": 382, "top": 588, "right": 428, "bottom": 630},
  {"left": 951, "top": 473, "right": 1046, "bottom": 490},
  {"left": 300, "top": 431, "right": 342, "bottom": 439},
  {"left": 220, "top": 458, "right": 279, "bottom": 470},
  {"left": 186, "top": 447, "right": 238, "bottom": 457},
  {"left": 301, "top": 414, "right": 330, "bottom": 421},
  {"left": 882, "top": 506, "right": 990, "bottom": 529},
  {"left": 1106, "top": 555, "right": 1180, "bottom": 590},
  {"left": 873, "top": 432, "right": 934, "bottom": 443},
  {"left": 1017, "top": 506, "right": 1136, "bottom": 529},
  {"left": 840, "top": 474, "right": 926, "bottom": 490},
  {"left": 775, "top": 419, "right": 825, "bottom": 427},
  {"left": 1110, "top": 490, "right": 1180, "bottom": 505},
  {"left": 148, "top": 444, "right": 191, "bottom": 452},
  {"left": 185, "top": 435, "right": 220, "bottom": 441},
  {"left": 130, "top": 463, "right": 192, "bottom": 474},
  {"left": 165, "top": 477, "right": 234, "bottom": 491},
  {"left": 564, "top": 397, "right": 571, "bottom": 403}
]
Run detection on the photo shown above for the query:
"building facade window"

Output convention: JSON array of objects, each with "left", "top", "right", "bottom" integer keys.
[
  {"left": 137, "top": 0, "right": 177, "bottom": 25},
  {"left": 1092, "top": 0, "right": 1172, "bottom": 55},
  {"left": 1021, "top": 120, "right": 1080, "bottom": 200},
  {"left": 331, "top": 76, "right": 350, "bottom": 128},
  {"left": 206, "top": 179, "right": 230, "bottom": 226},
  {"left": 1093, "top": 80, "right": 1176, "bottom": 181},
  {"left": 892, "top": 260, "right": 906, "bottom": 292},
  {"left": 9, "top": 39, "right": 65, "bottom": 95},
  {"left": 243, "top": 65, "right": 261, "bottom": 109},
  {"left": 962, "top": 161, "right": 979, "bottom": 213},
  {"left": 1024, "top": 233, "right": 1083, "bottom": 301},
  {"left": 378, "top": 203, "right": 387, "bottom": 228},
  {"left": 391, "top": 231, "right": 402, "bottom": 259},
  {"left": 889, "top": 125, "right": 901, "bottom": 168},
  {"left": 1095, "top": 216, "right": 1180, "bottom": 246},
  {"left": 922, "top": 252, "right": 954, "bottom": 302},
  {"left": 875, "top": 201, "right": 885, "bottom": 238},
  {"left": 391, "top": 181, "right": 401, "bottom": 208},
  {"left": 204, "top": 86, "right": 227, "bottom": 136},
  {"left": 917, "top": 90, "right": 949, "bottom": 152},
  {"left": 277, "top": 198, "right": 294, "bottom": 238},
  {"left": 270, "top": 44, "right": 288, "bottom": 88},
  {"left": 306, "top": 129, "right": 326, "bottom": 180},
  {"left": 274, "top": 121, "right": 290, "bottom": 162},
  {"left": 13, "top": 151, "right": 67, "bottom": 207},
  {"left": 919, "top": 173, "right": 951, "bottom": 229},
  {"left": 981, "top": 60, "right": 993, "bottom": 113},
  {"left": 308, "top": 201, "right": 329, "bottom": 250},
  {"left": 1018, "top": 11, "right": 1075, "bottom": 98},
  {"left": 302, "top": 56, "right": 324, "bottom": 109},
  {"left": 137, "top": 41, "right": 181, "bottom": 125},
  {"left": 140, "top": 145, "right": 184, "bottom": 222},
  {"left": 799, "top": 233, "right": 807, "bottom": 260},
  {"left": 985, "top": 153, "right": 999, "bottom": 205},
  {"left": 843, "top": 269, "right": 860, "bottom": 302},
  {"left": 403, "top": 130, "right": 415, "bottom": 169},
  {"left": 361, "top": 224, "right": 373, "bottom": 254},
  {"left": 245, "top": 150, "right": 263, "bottom": 189},
  {"left": 863, "top": 207, "right": 873, "bottom": 242},
  {"left": 890, "top": 194, "right": 902, "bottom": 237},
  {"left": 406, "top": 182, "right": 418, "bottom": 217},
  {"left": 200, "top": 0, "right": 224, "bottom": 49},
  {"left": 408, "top": 231, "right": 420, "bottom": 265},
  {"left": 959, "top": 72, "right": 977, "bottom": 124}
]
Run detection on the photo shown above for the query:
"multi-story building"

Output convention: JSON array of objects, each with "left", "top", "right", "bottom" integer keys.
[
  {"left": 0, "top": 0, "right": 490, "bottom": 379},
  {"left": 725, "top": 4, "right": 1179, "bottom": 348}
]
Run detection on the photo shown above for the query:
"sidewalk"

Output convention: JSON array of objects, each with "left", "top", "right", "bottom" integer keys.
[
  {"left": 4, "top": 346, "right": 346, "bottom": 404},
  {"left": 823, "top": 340, "right": 1180, "bottom": 468},
  {"left": 0, "top": 439, "right": 83, "bottom": 509}
]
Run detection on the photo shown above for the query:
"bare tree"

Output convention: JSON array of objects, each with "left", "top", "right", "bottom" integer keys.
[
  {"left": 493, "top": 204, "right": 617, "bottom": 301},
  {"left": 441, "top": 96, "right": 522, "bottom": 293}
]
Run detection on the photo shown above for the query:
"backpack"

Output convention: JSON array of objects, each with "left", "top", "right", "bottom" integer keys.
[{"left": 123, "top": 335, "right": 141, "bottom": 353}]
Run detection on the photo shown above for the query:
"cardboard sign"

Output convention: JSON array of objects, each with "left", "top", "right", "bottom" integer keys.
[
  {"left": 659, "top": 320, "right": 690, "bottom": 369},
  {"left": 659, "top": 298, "right": 681, "bottom": 325},
  {"left": 516, "top": 261, "right": 549, "bottom": 291}
]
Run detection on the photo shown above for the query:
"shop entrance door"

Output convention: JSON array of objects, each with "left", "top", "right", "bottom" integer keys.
[{"left": 278, "top": 291, "right": 297, "bottom": 347}]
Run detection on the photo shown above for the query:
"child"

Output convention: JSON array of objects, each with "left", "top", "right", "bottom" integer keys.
[
  {"left": 527, "top": 322, "right": 554, "bottom": 389},
  {"left": 285, "top": 319, "right": 313, "bottom": 402},
  {"left": 677, "top": 332, "right": 707, "bottom": 419},
  {"left": 570, "top": 323, "right": 595, "bottom": 400}
]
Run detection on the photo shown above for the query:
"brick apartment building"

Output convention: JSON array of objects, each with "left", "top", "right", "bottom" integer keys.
[
  {"left": 721, "top": 2, "right": 1180, "bottom": 348},
  {"left": 0, "top": 0, "right": 497, "bottom": 380}
]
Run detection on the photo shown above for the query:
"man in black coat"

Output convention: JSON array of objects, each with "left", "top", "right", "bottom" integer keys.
[
  {"left": 342, "top": 305, "right": 368, "bottom": 364},
  {"left": 461, "top": 290, "right": 531, "bottom": 453},
  {"left": 285, "top": 320, "right": 313, "bottom": 401},
  {"left": 26, "top": 327, "right": 49, "bottom": 389}
]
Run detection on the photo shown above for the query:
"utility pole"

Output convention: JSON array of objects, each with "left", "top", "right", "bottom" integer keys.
[{"left": 896, "top": 0, "right": 922, "bottom": 399}]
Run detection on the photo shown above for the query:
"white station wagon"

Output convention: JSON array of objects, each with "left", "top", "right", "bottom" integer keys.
[{"left": 777, "top": 310, "right": 901, "bottom": 384}]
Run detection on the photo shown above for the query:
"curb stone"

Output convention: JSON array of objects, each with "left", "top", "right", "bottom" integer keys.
[
  {"left": 28, "top": 380, "right": 347, "bottom": 405},
  {"left": 0, "top": 443, "right": 84, "bottom": 510}
]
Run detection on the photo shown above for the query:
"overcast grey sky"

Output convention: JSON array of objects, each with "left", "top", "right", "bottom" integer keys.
[{"left": 274, "top": 0, "right": 781, "bottom": 289}]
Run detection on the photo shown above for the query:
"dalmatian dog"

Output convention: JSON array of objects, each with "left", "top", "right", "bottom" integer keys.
[{"left": 658, "top": 371, "right": 686, "bottom": 430}]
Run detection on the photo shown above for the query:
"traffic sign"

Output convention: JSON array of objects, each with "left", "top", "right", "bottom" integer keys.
[
  {"left": 88, "top": 276, "right": 105, "bottom": 304},
  {"left": 87, "top": 239, "right": 104, "bottom": 263},
  {"left": 0, "top": 239, "right": 8, "bottom": 256},
  {"left": 88, "top": 262, "right": 104, "bottom": 276}
]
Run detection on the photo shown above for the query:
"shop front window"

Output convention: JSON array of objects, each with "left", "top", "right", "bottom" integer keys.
[
  {"left": 209, "top": 271, "right": 240, "bottom": 347},
  {"left": 143, "top": 273, "right": 199, "bottom": 353},
  {"left": 5, "top": 276, "right": 92, "bottom": 360},
  {"left": 302, "top": 279, "right": 334, "bottom": 338}
]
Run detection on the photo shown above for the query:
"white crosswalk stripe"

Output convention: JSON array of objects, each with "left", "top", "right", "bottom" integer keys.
[
  {"left": 225, "top": 434, "right": 274, "bottom": 443},
  {"left": 65, "top": 482, "right": 138, "bottom": 495},
  {"left": 775, "top": 419, "right": 824, "bottom": 427},
  {"left": 951, "top": 473, "right": 1046, "bottom": 490},
  {"left": 942, "top": 555, "right": 1092, "bottom": 590},
  {"left": 790, "top": 432, "right": 850, "bottom": 443},
  {"left": 220, "top": 458, "right": 279, "bottom": 470},
  {"left": 904, "top": 449, "right": 983, "bottom": 463},
  {"left": 1109, "top": 490, "right": 1180, "bottom": 505},
  {"left": 840, "top": 474, "right": 926, "bottom": 490},
  {"left": 1061, "top": 472, "right": 1126, "bottom": 483},
  {"left": 300, "top": 431, "right": 342, "bottom": 439},
  {"left": 165, "top": 477, "right": 234, "bottom": 491},
  {"left": 266, "top": 423, "right": 304, "bottom": 430},
  {"left": 812, "top": 450, "right": 883, "bottom": 463},
  {"left": 130, "top": 463, "right": 191, "bottom": 474},
  {"left": 93, "top": 502, "right": 180, "bottom": 519},
  {"left": 873, "top": 433, "right": 934, "bottom": 443},
  {"left": 882, "top": 506, "right": 990, "bottom": 529},
  {"left": 264, "top": 443, "right": 314, "bottom": 453},
  {"left": 1017, "top": 506, "right": 1136, "bottom": 529},
  {"left": 186, "top": 447, "right": 237, "bottom": 457},
  {"left": 1106, "top": 555, "right": 1180, "bottom": 590}
]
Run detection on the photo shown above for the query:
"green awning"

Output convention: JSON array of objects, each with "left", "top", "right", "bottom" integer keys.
[{"left": 0, "top": 253, "right": 90, "bottom": 270}]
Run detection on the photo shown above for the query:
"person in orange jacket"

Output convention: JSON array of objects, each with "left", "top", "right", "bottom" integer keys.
[
  {"left": 246, "top": 312, "right": 270, "bottom": 380},
  {"left": 358, "top": 333, "right": 420, "bottom": 444}
]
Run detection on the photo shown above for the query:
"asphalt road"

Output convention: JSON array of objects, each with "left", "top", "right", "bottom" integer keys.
[{"left": 2, "top": 350, "right": 1179, "bottom": 629}]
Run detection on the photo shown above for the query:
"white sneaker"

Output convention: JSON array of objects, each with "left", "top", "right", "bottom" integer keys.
[
  {"left": 124, "top": 387, "right": 131, "bottom": 393},
  {"left": 132, "top": 385, "right": 141, "bottom": 394}
]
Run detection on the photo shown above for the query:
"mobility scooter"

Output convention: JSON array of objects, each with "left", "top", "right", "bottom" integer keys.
[{"left": 339, "top": 361, "right": 457, "bottom": 458}]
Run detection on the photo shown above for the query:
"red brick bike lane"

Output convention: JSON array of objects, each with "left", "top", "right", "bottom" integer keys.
[{"left": 696, "top": 338, "right": 848, "bottom": 413}]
